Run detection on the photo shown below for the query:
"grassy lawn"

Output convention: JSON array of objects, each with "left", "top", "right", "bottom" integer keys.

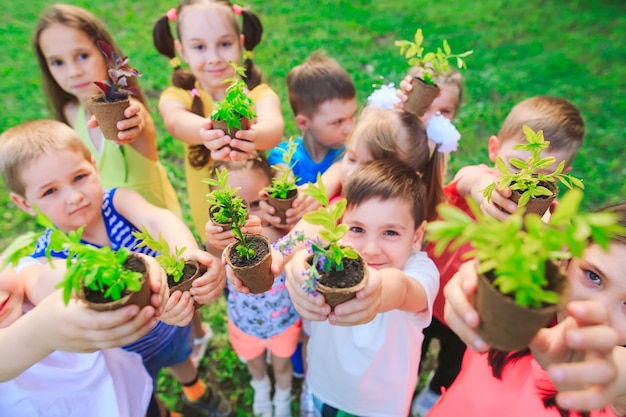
[{"left": 2, "top": 0, "right": 625, "bottom": 415}]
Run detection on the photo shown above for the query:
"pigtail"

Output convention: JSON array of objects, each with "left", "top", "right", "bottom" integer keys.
[
  {"left": 153, "top": 11, "right": 208, "bottom": 169},
  {"left": 421, "top": 147, "right": 446, "bottom": 222},
  {"left": 240, "top": 8, "right": 263, "bottom": 90}
]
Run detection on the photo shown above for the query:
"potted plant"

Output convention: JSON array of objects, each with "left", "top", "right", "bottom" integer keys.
[
  {"left": 395, "top": 28, "right": 473, "bottom": 117},
  {"left": 264, "top": 137, "right": 300, "bottom": 225},
  {"left": 210, "top": 61, "right": 257, "bottom": 138},
  {"left": 86, "top": 40, "right": 142, "bottom": 141},
  {"left": 300, "top": 174, "right": 368, "bottom": 308},
  {"left": 132, "top": 225, "right": 207, "bottom": 297},
  {"left": 482, "top": 125, "right": 585, "bottom": 216},
  {"left": 30, "top": 212, "right": 151, "bottom": 312},
  {"left": 426, "top": 189, "right": 622, "bottom": 351},
  {"left": 204, "top": 167, "right": 273, "bottom": 294}
]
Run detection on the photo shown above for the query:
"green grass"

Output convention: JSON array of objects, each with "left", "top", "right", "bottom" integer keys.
[{"left": 2, "top": 0, "right": 626, "bottom": 414}]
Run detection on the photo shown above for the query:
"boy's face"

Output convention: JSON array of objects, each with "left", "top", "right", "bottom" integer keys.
[
  {"left": 0, "top": 266, "right": 24, "bottom": 328},
  {"left": 298, "top": 98, "right": 357, "bottom": 150},
  {"left": 342, "top": 197, "right": 424, "bottom": 270},
  {"left": 567, "top": 242, "right": 626, "bottom": 345},
  {"left": 10, "top": 149, "right": 103, "bottom": 233},
  {"left": 489, "top": 135, "right": 573, "bottom": 174},
  {"left": 421, "top": 83, "right": 460, "bottom": 124}
]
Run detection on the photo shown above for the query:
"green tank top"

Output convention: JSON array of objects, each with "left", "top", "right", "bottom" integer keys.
[{"left": 75, "top": 105, "right": 182, "bottom": 218}]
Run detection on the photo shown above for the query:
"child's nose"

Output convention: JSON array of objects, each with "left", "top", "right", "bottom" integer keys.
[
  {"left": 361, "top": 237, "right": 379, "bottom": 257},
  {"left": 65, "top": 187, "right": 83, "bottom": 204}
]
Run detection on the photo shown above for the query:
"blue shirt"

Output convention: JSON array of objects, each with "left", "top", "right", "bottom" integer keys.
[{"left": 267, "top": 137, "right": 344, "bottom": 185}]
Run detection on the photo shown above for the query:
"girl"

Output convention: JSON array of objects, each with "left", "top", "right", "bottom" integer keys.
[
  {"left": 434, "top": 202, "right": 626, "bottom": 416},
  {"left": 154, "top": 0, "right": 284, "bottom": 237},
  {"left": 205, "top": 155, "right": 299, "bottom": 417},
  {"left": 33, "top": 4, "right": 181, "bottom": 217}
]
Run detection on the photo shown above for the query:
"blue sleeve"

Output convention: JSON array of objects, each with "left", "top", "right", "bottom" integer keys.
[{"left": 267, "top": 142, "right": 288, "bottom": 166}]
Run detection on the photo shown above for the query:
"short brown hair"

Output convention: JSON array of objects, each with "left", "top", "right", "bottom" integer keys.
[
  {"left": 287, "top": 50, "right": 355, "bottom": 118},
  {"left": 0, "top": 120, "right": 92, "bottom": 196},
  {"left": 343, "top": 159, "right": 426, "bottom": 228},
  {"left": 498, "top": 96, "right": 585, "bottom": 166}
]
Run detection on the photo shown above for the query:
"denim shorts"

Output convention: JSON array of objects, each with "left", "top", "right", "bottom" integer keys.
[{"left": 142, "top": 322, "right": 193, "bottom": 384}]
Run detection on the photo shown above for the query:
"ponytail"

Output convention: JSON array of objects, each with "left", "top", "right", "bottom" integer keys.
[
  {"left": 240, "top": 8, "right": 263, "bottom": 90},
  {"left": 421, "top": 147, "right": 445, "bottom": 222}
]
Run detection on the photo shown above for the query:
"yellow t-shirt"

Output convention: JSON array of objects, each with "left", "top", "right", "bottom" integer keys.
[
  {"left": 75, "top": 106, "right": 182, "bottom": 218},
  {"left": 159, "top": 82, "right": 278, "bottom": 236}
]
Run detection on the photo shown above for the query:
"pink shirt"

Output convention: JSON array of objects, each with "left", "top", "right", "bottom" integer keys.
[{"left": 428, "top": 349, "right": 618, "bottom": 417}]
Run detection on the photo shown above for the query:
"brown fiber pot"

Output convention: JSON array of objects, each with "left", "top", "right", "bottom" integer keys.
[
  {"left": 306, "top": 253, "right": 369, "bottom": 309},
  {"left": 475, "top": 260, "right": 569, "bottom": 352},
  {"left": 80, "top": 253, "right": 152, "bottom": 312},
  {"left": 267, "top": 189, "right": 298, "bottom": 225},
  {"left": 225, "top": 234, "right": 274, "bottom": 294},
  {"left": 404, "top": 77, "right": 441, "bottom": 118},
  {"left": 510, "top": 180, "right": 558, "bottom": 217},
  {"left": 169, "top": 260, "right": 207, "bottom": 309},
  {"left": 212, "top": 117, "right": 250, "bottom": 138},
  {"left": 208, "top": 200, "right": 250, "bottom": 232},
  {"left": 86, "top": 94, "right": 130, "bottom": 141}
]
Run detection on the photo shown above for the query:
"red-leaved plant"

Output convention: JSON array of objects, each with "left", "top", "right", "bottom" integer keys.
[{"left": 93, "top": 40, "right": 142, "bottom": 102}]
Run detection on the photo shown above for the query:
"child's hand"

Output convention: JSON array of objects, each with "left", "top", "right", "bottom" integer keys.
[
  {"left": 443, "top": 260, "right": 489, "bottom": 352},
  {"left": 481, "top": 186, "right": 517, "bottom": 221},
  {"left": 187, "top": 250, "right": 226, "bottom": 305},
  {"left": 395, "top": 74, "right": 413, "bottom": 111},
  {"left": 530, "top": 300, "right": 619, "bottom": 411},
  {"left": 225, "top": 246, "right": 283, "bottom": 294},
  {"left": 205, "top": 215, "right": 263, "bottom": 255},
  {"left": 158, "top": 290, "right": 195, "bottom": 326},
  {"left": 228, "top": 127, "right": 257, "bottom": 161},
  {"left": 87, "top": 100, "right": 144, "bottom": 145},
  {"left": 283, "top": 192, "right": 321, "bottom": 226},
  {"left": 139, "top": 254, "right": 169, "bottom": 316},
  {"left": 199, "top": 119, "right": 256, "bottom": 161},
  {"left": 328, "top": 266, "right": 383, "bottom": 326},
  {"left": 284, "top": 249, "right": 331, "bottom": 321}
]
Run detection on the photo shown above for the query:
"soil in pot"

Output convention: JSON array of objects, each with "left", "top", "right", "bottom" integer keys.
[
  {"left": 267, "top": 189, "right": 298, "bottom": 225},
  {"left": 169, "top": 260, "right": 208, "bottom": 309},
  {"left": 212, "top": 118, "right": 250, "bottom": 153},
  {"left": 510, "top": 180, "right": 558, "bottom": 217},
  {"left": 81, "top": 253, "right": 152, "bottom": 312},
  {"left": 225, "top": 234, "right": 274, "bottom": 294},
  {"left": 307, "top": 254, "right": 369, "bottom": 309},
  {"left": 404, "top": 77, "right": 440, "bottom": 118},
  {"left": 475, "top": 260, "right": 569, "bottom": 352},
  {"left": 86, "top": 94, "right": 130, "bottom": 141}
]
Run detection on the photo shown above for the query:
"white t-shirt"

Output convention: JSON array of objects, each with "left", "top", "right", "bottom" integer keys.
[
  {"left": 0, "top": 348, "right": 152, "bottom": 417},
  {"left": 306, "top": 251, "right": 439, "bottom": 417}
]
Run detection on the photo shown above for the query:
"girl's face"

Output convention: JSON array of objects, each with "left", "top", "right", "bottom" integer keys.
[
  {"left": 38, "top": 23, "right": 109, "bottom": 103},
  {"left": 421, "top": 83, "right": 460, "bottom": 125},
  {"left": 226, "top": 168, "right": 269, "bottom": 218},
  {"left": 11, "top": 149, "right": 104, "bottom": 234},
  {"left": 0, "top": 266, "right": 24, "bottom": 329},
  {"left": 176, "top": 5, "right": 243, "bottom": 99},
  {"left": 340, "top": 135, "right": 373, "bottom": 185},
  {"left": 342, "top": 197, "right": 423, "bottom": 270},
  {"left": 567, "top": 242, "right": 626, "bottom": 344}
]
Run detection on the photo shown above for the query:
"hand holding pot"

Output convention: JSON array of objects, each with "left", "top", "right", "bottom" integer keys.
[
  {"left": 186, "top": 249, "right": 226, "bottom": 306},
  {"left": 87, "top": 99, "right": 146, "bottom": 145},
  {"left": 328, "top": 266, "right": 382, "bottom": 326},
  {"left": 284, "top": 249, "right": 331, "bottom": 321}
]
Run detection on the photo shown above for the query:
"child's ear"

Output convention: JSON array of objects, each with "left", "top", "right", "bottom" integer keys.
[
  {"left": 174, "top": 40, "right": 184, "bottom": 60},
  {"left": 295, "top": 114, "right": 309, "bottom": 131},
  {"left": 412, "top": 220, "right": 427, "bottom": 251},
  {"left": 10, "top": 192, "right": 36, "bottom": 216},
  {"left": 240, "top": 34, "right": 245, "bottom": 50},
  {"left": 487, "top": 135, "right": 500, "bottom": 162}
]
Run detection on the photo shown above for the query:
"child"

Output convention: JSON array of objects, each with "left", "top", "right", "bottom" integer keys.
[
  {"left": 33, "top": 4, "right": 181, "bottom": 217},
  {"left": 154, "top": 0, "right": 284, "bottom": 237},
  {"left": 430, "top": 201, "right": 626, "bottom": 416},
  {"left": 412, "top": 96, "right": 586, "bottom": 416},
  {"left": 0, "top": 264, "right": 154, "bottom": 417},
  {"left": 267, "top": 50, "right": 356, "bottom": 186},
  {"left": 282, "top": 159, "right": 440, "bottom": 416},
  {"left": 205, "top": 155, "right": 300, "bottom": 417},
  {"left": 0, "top": 120, "right": 231, "bottom": 417}
]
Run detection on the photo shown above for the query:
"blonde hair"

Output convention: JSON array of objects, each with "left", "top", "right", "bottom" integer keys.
[
  {"left": 350, "top": 107, "right": 444, "bottom": 222},
  {"left": 33, "top": 4, "right": 147, "bottom": 124},
  {"left": 0, "top": 120, "right": 91, "bottom": 196},
  {"left": 498, "top": 96, "right": 584, "bottom": 166}
]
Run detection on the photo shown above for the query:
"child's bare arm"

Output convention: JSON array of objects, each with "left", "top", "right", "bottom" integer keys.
[
  {"left": 377, "top": 268, "right": 429, "bottom": 313},
  {"left": 159, "top": 99, "right": 207, "bottom": 145}
]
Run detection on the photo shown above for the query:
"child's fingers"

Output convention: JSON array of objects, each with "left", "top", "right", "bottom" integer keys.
[{"left": 566, "top": 300, "right": 610, "bottom": 328}]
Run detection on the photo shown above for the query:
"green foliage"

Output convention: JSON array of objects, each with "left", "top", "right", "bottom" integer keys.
[
  {"left": 426, "top": 189, "right": 624, "bottom": 308},
  {"left": 264, "top": 137, "right": 300, "bottom": 199},
  {"left": 203, "top": 168, "right": 254, "bottom": 259},
  {"left": 0, "top": 231, "right": 41, "bottom": 270},
  {"left": 210, "top": 62, "right": 257, "bottom": 130},
  {"left": 132, "top": 225, "right": 186, "bottom": 283},
  {"left": 29, "top": 211, "right": 144, "bottom": 305},
  {"left": 482, "top": 125, "right": 585, "bottom": 207},
  {"left": 395, "top": 28, "right": 473, "bottom": 85},
  {"left": 302, "top": 174, "right": 359, "bottom": 288}
]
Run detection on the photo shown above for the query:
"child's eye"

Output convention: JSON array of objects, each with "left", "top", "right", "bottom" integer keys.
[
  {"left": 585, "top": 269, "right": 602, "bottom": 286},
  {"left": 349, "top": 226, "right": 364, "bottom": 234},
  {"left": 219, "top": 40, "right": 232, "bottom": 48},
  {"left": 383, "top": 230, "right": 399, "bottom": 236},
  {"left": 41, "top": 188, "right": 56, "bottom": 197},
  {"left": 75, "top": 173, "right": 88, "bottom": 182},
  {"left": 249, "top": 200, "right": 261, "bottom": 209},
  {"left": 192, "top": 44, "right": 205, "bottom": 51},
  {"left": 78, "top": 52, "right": 89, "bottom": 61},
  {"left": 49, "top": 59, "right": 63, "bottom": 68}
]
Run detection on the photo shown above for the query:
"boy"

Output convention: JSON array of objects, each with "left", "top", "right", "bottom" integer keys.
[
  {"left": 283, "top": 159, "right": 440, "bottom": 416},
  {"left": 0, "top": 119, "right": 231, "bottom": 417},
  {"left": 412, "top": 96, "right": 585, "bottom": 416},
  {"left": 267, "top": 50, "right": 357, "bottom": 185}
]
